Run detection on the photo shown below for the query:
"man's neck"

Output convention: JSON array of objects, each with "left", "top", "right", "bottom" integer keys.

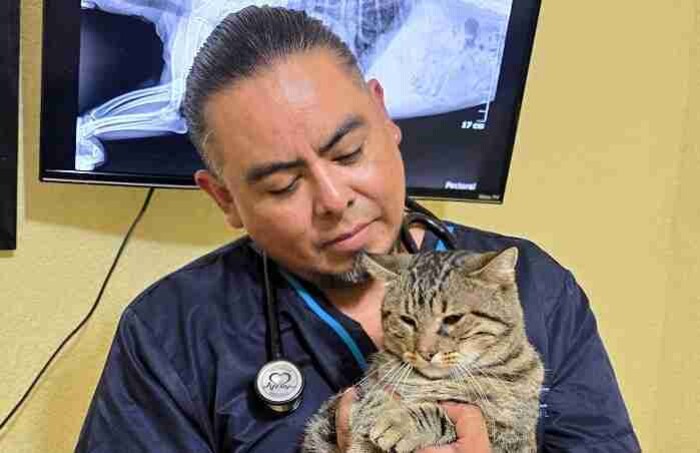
[
  {"left": 322, "top": 278, "right": 386, "bottom": 347},
  {"left": 321, "top": 224, "right": 427, "bottom": 348},
  {"left": 407, "top": 224, "right": 426, "bottom": 252}
]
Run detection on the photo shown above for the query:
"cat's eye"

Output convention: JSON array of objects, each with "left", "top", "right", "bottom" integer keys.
[
  {"left": 399, "top": 315, "right": 417, "bottom": 328},
  {"left": 443, "top": 314, "right": 465, "bottom": 325},
  {"left": 468, "top": 331, "right": 497, "bottom": 339}
]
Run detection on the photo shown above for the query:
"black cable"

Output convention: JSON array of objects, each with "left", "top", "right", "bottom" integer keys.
[{"left": 0, "top": 187, "right": 156, "bottom": 432}]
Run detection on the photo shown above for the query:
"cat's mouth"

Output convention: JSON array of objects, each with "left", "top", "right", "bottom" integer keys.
[
  {"left": 415, "top": 364, "right": 453, "bottom": 379},
  {"left": 402, "top": 352, "right": 457, "bottom": 379}
]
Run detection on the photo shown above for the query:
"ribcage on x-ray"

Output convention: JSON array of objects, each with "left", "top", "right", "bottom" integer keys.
[{"left": 288, "top": 0, "right": 416, "bottom": 65}]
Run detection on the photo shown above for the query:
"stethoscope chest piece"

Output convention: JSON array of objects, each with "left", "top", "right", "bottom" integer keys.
[{"left": 254, "top": 359, "right": 304, "bottom": 414}]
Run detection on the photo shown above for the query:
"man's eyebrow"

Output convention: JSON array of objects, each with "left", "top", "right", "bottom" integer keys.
[
  {"left": 244, "top": 115, "right": 366, "bottom": 185},
  {"left": 245, "top": 158, "right": 305, "bottom": 184},
  {"left": 318, "top": 115, "right": 366, "bottom": 155}
]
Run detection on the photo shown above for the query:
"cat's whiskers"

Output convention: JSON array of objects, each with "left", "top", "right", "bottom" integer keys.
[
  {"left": 469, "top": 363, "right": 521, "bottom": 402},
  {"left": 355, "top": 358, "right": 399, "bottom": 389},
  {"left": 390, "top": 363, "right": 413, "bottom": 399},
  {"left": 382, "top": 361, "right": 410, "bottom": 388},
  {"left": 393, "top": 372, "right": 423, "bottom": 402},
  {"left": 448, "top": 366, "right": 468, "bottom": 397},
  {"left": 364, "top": 361, "right": 407, "bottom": 398},
  {"left": 380, "top": 362, "right": 402, "bottom": 389},
  {"left": 470, "top": 363, "right": 536, "bottom": 422},
  {"left": 472, "top": 364, "right": 534, "bottom": 419},
  {"left": 452, "top": 364, "right": 489, "bottom": 409},
  {"left": 471, "top": 364, "right": 510, "bottom": 390},
  {"left": 454, "top": 362, "right": 491, "bottom": 406}
]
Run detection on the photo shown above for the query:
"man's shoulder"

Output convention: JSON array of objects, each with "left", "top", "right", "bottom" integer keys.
[
  {"left": 447, "top": 222, "right": 572, "bottom": 302},
  {"left": 448, "top": 222, "right": 560, "bottom": 264},
  {"left": 121, "top": 235, "right": 259, "bottom": 329}
]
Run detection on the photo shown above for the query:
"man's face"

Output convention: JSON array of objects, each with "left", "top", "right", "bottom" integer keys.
[{"left": 197, "top": 49, "right": 406, "bottom": 285}]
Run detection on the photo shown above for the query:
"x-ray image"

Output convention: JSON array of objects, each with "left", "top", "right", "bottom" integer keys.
[
  {"left": 41, "top": 0, "right": 539, "bottom": 199},
  {"left": 75, "top": 0, "right": 513, "bottom": 172}
]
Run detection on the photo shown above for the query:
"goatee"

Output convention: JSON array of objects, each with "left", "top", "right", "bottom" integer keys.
[{"left": 315, "top": 252, "right": 371, "bottom": 288}]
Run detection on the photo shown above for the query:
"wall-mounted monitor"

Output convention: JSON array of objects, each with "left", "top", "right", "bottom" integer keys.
[
  {"left": 40, "top": 0, "right": 541, "bottom": 202},
  {"left": 1, "top": 0, "right": 20, "bottom": 250}
]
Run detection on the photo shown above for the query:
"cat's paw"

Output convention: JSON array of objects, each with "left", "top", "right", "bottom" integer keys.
[{"left": 368, "top": 408, "right": 427, "bottom": 453}]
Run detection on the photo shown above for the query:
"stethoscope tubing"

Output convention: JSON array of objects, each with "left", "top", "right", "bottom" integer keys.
[{"left": 256, "top": 198, "right": 456, "bottom": 413}]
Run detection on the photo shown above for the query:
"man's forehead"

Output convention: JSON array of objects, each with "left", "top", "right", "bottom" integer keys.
[
  {"left": 226, "top": 51, "right": 360, "bottom": 112},
  {"left": 205, "top": 51, "right": 369, "bottom": 161}
]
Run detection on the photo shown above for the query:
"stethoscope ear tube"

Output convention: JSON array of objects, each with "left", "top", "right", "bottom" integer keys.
[
  {"left": 254, "top": 198, "right": 456, "bottom": 414},
  {"left": 260, "top": 253, "right": 304, "bottom": 413},
  {"left": 403, "top": 197, "right": 458, "bottom": 251},
  {"left": 262, "top": 252, "right": 282, "bottom": 361}
]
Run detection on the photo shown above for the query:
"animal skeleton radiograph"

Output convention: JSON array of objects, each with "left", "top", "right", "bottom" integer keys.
[{"left": 76, "top": 0, "right": 512, "bottom": 171}]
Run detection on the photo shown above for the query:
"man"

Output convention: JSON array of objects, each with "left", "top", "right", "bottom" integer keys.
[{"left": 75, "top": 6, "right": 640, "bottom": 452}]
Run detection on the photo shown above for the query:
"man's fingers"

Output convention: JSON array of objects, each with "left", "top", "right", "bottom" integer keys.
[
  {"left": 441, "top": 404, "right": 488, "bottom": 433},
  {"left": 444, "top": 403, "right": 491, "bottom": 453},
  {"left": 335, "top": 387, "right": 357, "bottom": 452},
  {"left": 417, "top": 403, "right": 491, "bottom": 453}
]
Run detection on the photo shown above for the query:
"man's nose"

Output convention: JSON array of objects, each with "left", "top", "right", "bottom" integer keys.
[{"left": 312, "top": 167, "right": 352, "bottom": 217}]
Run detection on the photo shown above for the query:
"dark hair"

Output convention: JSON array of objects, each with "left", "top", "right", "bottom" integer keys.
[{"left": 182, "top": 6, "right": 363, "bottom": 177}]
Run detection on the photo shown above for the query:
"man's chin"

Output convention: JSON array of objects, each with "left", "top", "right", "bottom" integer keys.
[
  {"left": 315, "top": 251, "right": 371, "bottom": 288},
  {"left": 314, "top": 235, "right": 399, "bottom": 288}
]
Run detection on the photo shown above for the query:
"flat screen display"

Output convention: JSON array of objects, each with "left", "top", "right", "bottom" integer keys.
[
  {"left": 1, "top": 0, "right": 20, "bottom": 250},
  {"left": 40, "top": 0, "right": 541, "bottom": 202}
]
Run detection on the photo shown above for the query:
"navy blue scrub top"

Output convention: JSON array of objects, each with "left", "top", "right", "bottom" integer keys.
[{"left": 75, "top": 223, "right": 641, "bottom": 452}]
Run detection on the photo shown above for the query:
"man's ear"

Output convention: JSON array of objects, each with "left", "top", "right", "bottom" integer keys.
[
  {"left": 366, "top": 78, "right": 402, "bottom": 145},
  {"left": 195, "top": 169, "right": 243, "bottom": 229}
]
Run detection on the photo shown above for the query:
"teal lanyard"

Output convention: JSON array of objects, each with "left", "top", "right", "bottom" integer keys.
[
  {"left": 279, "top": 269, "right": 369, "bottom": 369},
  {"left": 279, "top": 225, "right": 454, "bottom": 371}
]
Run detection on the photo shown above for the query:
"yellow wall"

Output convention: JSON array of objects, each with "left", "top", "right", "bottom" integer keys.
[{"left": 1, "top": 1, "right": 698, "bottom": 451}]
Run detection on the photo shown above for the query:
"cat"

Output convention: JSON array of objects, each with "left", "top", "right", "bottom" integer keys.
[{"left": 301, "top": 247, "right": 544, "bottom": 453}]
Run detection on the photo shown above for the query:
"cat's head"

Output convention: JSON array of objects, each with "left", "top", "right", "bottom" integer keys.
[{"left": 362, "top": 248, "right": 521, "bottom": 379}]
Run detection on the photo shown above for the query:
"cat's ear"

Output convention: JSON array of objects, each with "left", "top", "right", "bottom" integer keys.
[
  {"left": 469, "top": 247, "right": 518, "bottom": 285},
  {"left": 361, "top": 253, "right": 412, "bottom": 281}
]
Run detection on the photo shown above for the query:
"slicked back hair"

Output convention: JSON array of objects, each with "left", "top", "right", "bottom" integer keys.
[{"left": 182, "top": 6, "right": 364, "bottom": 178}]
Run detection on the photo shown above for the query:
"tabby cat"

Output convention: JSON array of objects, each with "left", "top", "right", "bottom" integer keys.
[{"left": 301, "top": 248, "right": 544, "bottom": 453}]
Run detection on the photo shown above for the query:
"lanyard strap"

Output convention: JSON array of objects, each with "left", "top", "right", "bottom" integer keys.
[
  {"left": 436, "top": 224, "right": 455, "bottom": 252},
  {"left": 282, "top": 224, "right": 455, "bottom": 370},
  {"left": 279, "top": 269, "right": 369, "bottom": 370}
]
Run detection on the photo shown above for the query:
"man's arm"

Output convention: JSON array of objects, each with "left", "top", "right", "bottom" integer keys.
[
  {"left": 334, "top": 389, "right": 492, "bottom": 453},
  {"left": 541, "top": 270, "right": 641, "bottom": 452},
  {"left": 75, "top": 309, "right": 214, "bottom": 453}
]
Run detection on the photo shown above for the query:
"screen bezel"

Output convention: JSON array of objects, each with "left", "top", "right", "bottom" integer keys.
[{"left": 0, "top": 0, "right": 20, "bottom": 250}]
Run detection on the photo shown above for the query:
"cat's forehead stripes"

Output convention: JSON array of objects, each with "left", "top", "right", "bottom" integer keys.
[
  {"left": 406, "top": 251, "right": 467, "bottom": 284},
  {"left": 400, "top": 251, "right": 475, "bottom": 315}
]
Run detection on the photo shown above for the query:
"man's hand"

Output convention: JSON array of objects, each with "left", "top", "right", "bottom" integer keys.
[
  {"left": 417, "top": 403, "right": 491, "bottom": 453},
  {"left": 335, "top": 388, "right": 490, "bottom": 453},
  {"left": 335, "top": 387, "right": 356, "bottom": 452}
]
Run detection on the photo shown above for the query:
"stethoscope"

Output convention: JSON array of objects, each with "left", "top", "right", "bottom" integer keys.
[{"left": 253, "top": 198, "right": 457, "bottom": 414}]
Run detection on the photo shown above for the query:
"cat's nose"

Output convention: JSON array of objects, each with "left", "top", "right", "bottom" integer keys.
[{"left": 418, "top": 349, "right": 438, "bottom": 362}]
